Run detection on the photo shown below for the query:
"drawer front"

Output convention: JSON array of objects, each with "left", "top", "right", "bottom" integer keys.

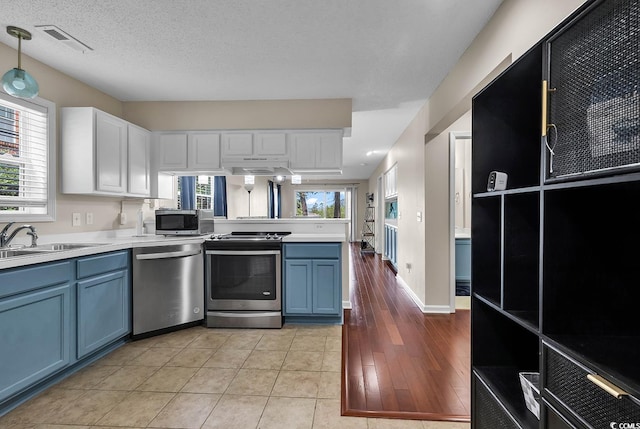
[
  {"left": 76, "top": 251, "right": 129, "bottom": 279},
  {"left": 0, "top": 261, "right": 71, "bottom": 299},
  {"left": 284, "top": 243, "right": 341, "bottom": 259},
  {"left": 473, "top": 373, "right": 522, "bottom": 429},
  {"left": 543, "top": 399, "right": 581, "bottom": 429},
  {"left": 543, "top": 344, "right": 640, "bottom": 428}
]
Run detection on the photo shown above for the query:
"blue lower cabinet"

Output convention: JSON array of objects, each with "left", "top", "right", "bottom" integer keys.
[
  {"left": 77, "top": 269, "right": 129, "bottom": 359},
  {"left": 312, "top": 260, "right": 340, "bottom": 315},
  {"left": 455, "top": 238, "right": 471, "bottom": 282},
  {"left": 284, "top": 259, "right": 313, "bottom": 314},
  {"left": 283, "top": 243, "right": 342, "bottom": 322},
  {"left": 0, "top": 283, "right": 72, "bottom": 400},
  {"left": 0, "top": 250, "right": 131, "bottom": 413}
]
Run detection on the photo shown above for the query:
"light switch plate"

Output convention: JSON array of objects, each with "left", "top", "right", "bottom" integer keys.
[
  {"left": 86, "top": 212, "right": 94, "bottom": 225},
  {"left": 72, "top": 212, "right": 81, "bottom": 227}
]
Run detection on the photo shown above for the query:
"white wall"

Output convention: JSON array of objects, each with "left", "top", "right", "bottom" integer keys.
[{"left": 369, "top": 0, "right": 588, "bottom": 311}]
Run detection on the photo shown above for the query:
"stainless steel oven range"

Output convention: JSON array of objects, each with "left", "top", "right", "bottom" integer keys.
[{"left": 205, "top": 232, "right": 290, "bottom": 328}]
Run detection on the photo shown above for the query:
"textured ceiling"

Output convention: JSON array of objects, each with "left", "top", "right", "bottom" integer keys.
[{"left": 0, "top": 0, "right": 503, "bottom": 180}]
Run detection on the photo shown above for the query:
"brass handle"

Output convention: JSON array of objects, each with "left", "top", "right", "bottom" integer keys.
[
  {"left": 587, "top": 374, "right": 628, "bottom": 399},
  {"left": 541, "top": 80, "right": 557, "bottom": 137},
  {"left": 542, "top": 80, "right": 548, "bottom": 136}
]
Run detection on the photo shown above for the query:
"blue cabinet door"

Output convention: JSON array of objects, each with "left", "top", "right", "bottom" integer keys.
[
  {"left": 0, "top": 283, "right": 71, "bottom": 400},
  {"left": 284, "top": 259, "right": 313, "bottom": 314},
  {"left": 77, "top": 269, "right": 130, "bottom": 359},
  {"left": 312, "top": 260, "right": 340, "bottom": 315},
  {"left": 384, "top": 225, "right": 398, "bottom": 268},
  {"left": 455, "top": 238, "right": 472, "bottom": 282}
]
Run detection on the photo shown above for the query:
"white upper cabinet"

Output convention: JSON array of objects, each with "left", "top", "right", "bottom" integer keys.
[
  {"left": 221, "top": 132, "right": 253, "bottom": 157},
  {"left": 95, "top": 111, "right": 128, "bottom": 193},
  {"left": 61, "top": 107, "right": 151, "bottom": 197},
  {"left": 156, "top": 133, "right": 188, "bottom": 170},
  {"left": 127, "top": 124, "right": 151, "bottom": 196},
  {"left": 152, "top": 129, "right": 341, "bottom": 175},
  {"left": 155, "top": 132, "right": 222, "bottom": 172},
  {"left": 188, "top": 132, "right": 222, "bottom": 170},
  {"left": 288, "top": 131, "right": 343, "bottom": 171},
  {"left": 384, "top": 164, "right": 398, "bottom": 199},
  {"left": 220, "top": 132, "right": 287, "bottom": 159},
  {"left": 254, "top": 132, "right": 287, "bottom": 157}
]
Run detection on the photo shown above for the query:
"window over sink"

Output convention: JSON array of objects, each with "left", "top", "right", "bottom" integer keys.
[{"left": 0, "top": 92, "right": 56, "bottom": 221}]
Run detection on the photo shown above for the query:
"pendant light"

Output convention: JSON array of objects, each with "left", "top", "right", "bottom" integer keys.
[{"left": 2, "top": 26, "right": 39, "bottom": 99}]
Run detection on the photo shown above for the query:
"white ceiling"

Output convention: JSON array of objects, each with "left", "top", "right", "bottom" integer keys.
[{"left": 0, "top": 0, "right": 503, "bottom": 180}]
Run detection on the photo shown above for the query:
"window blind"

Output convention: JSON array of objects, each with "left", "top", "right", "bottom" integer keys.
[{"left": 0, "top": 93, "right": 50, "bottom": 215}]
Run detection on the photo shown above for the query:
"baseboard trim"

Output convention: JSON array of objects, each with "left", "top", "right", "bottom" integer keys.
[
  {"left": 396, "top": 274, "right": 454, "bottom": 314},
  {"left": 342, "top": 300, "right": 352, "bottom": 310}
]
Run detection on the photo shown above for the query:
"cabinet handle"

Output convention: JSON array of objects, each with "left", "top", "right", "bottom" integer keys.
[
  {"left": 541, "top": 80, "right": 557, "bottom": 137},
  {"left": 587, "top": 374, "right": 628, "bottom": 399}
]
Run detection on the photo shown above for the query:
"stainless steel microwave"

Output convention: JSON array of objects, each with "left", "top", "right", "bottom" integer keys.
[{"left": 155, "top": 209, "right": 214, "bottom": 236}]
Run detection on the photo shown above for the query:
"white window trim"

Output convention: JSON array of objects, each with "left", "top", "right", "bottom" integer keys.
[{"left": 0, "top": 92, "right": 56, "bottom": 222}]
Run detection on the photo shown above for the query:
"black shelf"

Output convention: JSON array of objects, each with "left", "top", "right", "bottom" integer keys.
[
  {"left": 503, "top": 193, "right": 540, "bottom": 330},
  {"left": 472, "top": 298, "right": 539, "bottom": 369},
  {"left": 471, "top": 196, "right": 501, "bottom": 304},
  {"left": 505, "top": 310, "right": 538, "bottom": 331},
  {"left": 474, "top": 367, "right": 541, "bottom": 429},
  {"left": 543, "top": 182, "right": 640, "bottom": 340},
  {"left": 471, "top": 42, "right": 543, "bottom": 195},
  {"left": 474, "top": 294, "right": 539, "bottom": 335},
  {"left": 474, "top": 186, "right": 542, "bottom": 199}
]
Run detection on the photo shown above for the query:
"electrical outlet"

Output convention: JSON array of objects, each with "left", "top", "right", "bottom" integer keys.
[
  {"left": 72, "top": 212, "right": 81, "bottom": 227},
  {"left": 120, "top": 212, "right": 127, "bottom": 225},
  {"left": 86, "top": 212, "right": 94, "bottom": 225}
]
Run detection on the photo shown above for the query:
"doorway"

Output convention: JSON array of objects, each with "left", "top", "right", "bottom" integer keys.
[{"left": 449, "top": 131, "right": 472, "bottom": 311}]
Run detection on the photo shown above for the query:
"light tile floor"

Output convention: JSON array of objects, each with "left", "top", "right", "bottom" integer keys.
[{"left": 0, "top": 324, "right": 470, "bottom": 429}]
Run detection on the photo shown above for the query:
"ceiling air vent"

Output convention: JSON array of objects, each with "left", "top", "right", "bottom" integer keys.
[{"left": 35, "top": 25, "right": 93, "bottom": 53}]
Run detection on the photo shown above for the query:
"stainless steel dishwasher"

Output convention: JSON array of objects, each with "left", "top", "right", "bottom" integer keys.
[{"left": 132, "top": 242, "right": 204, "bottom": 337}]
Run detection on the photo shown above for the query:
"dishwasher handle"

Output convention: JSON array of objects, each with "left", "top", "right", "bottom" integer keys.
[{"left": 135, "top": 248, "right": 201, "bottom": 260}]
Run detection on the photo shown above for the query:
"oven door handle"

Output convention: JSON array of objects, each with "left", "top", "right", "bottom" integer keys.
[
  {"left": 206, "top": 250, "right": 280, "bottom": 256},
  {"left": 136, "top": 249, "right": 202, "bottom": 260}
]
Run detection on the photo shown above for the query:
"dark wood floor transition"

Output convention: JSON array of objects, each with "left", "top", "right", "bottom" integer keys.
[{"left": 341, "top": 243, "right": 471, "bottom": 422}]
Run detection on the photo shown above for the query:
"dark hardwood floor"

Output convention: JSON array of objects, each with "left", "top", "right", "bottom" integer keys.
[{"left": 341, "top": 243, "right": 471, "bottom": 421}]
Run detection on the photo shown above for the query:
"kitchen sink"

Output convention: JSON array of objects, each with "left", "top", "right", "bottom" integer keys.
[
  {"left": 0, "top": 249, "right": 48, "bottom": 258},
  {"left": 0, "top": 243, "right": 108, "bottom": 259},
  {"left": 33, "top": 243, "right": 106, "bottom": 251}
]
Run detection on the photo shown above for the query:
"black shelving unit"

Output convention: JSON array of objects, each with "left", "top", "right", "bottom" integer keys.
[
  {"left": 471, "top": 1, "right": 640, "bottom": 427},
  {"left": 360, "top": 205, "right": 375, "bottom": 254}
]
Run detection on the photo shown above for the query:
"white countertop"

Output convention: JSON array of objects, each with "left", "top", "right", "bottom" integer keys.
[
  {"left": 0, "top": 234, "right": 206, "bottom": 270},
  {"left": 0, "top": 231, "right": 346, "bottom": 270}
]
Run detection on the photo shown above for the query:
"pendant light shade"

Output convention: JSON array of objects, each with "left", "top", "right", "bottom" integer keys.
[{"left": 2, "top": 26, "right": 39, "bottom": 99}]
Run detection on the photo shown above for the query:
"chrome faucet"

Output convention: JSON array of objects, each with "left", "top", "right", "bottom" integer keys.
[{"left": 0, "top": 223, "right": 38, "bottom": 248}]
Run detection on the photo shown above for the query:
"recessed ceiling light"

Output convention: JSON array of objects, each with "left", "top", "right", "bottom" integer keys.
[
  {"left": 366, "top": 150, "right": 378, "bottom": 157},
  {"left": 360, "top": 163, "right": 368, "bottom": 166}
]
